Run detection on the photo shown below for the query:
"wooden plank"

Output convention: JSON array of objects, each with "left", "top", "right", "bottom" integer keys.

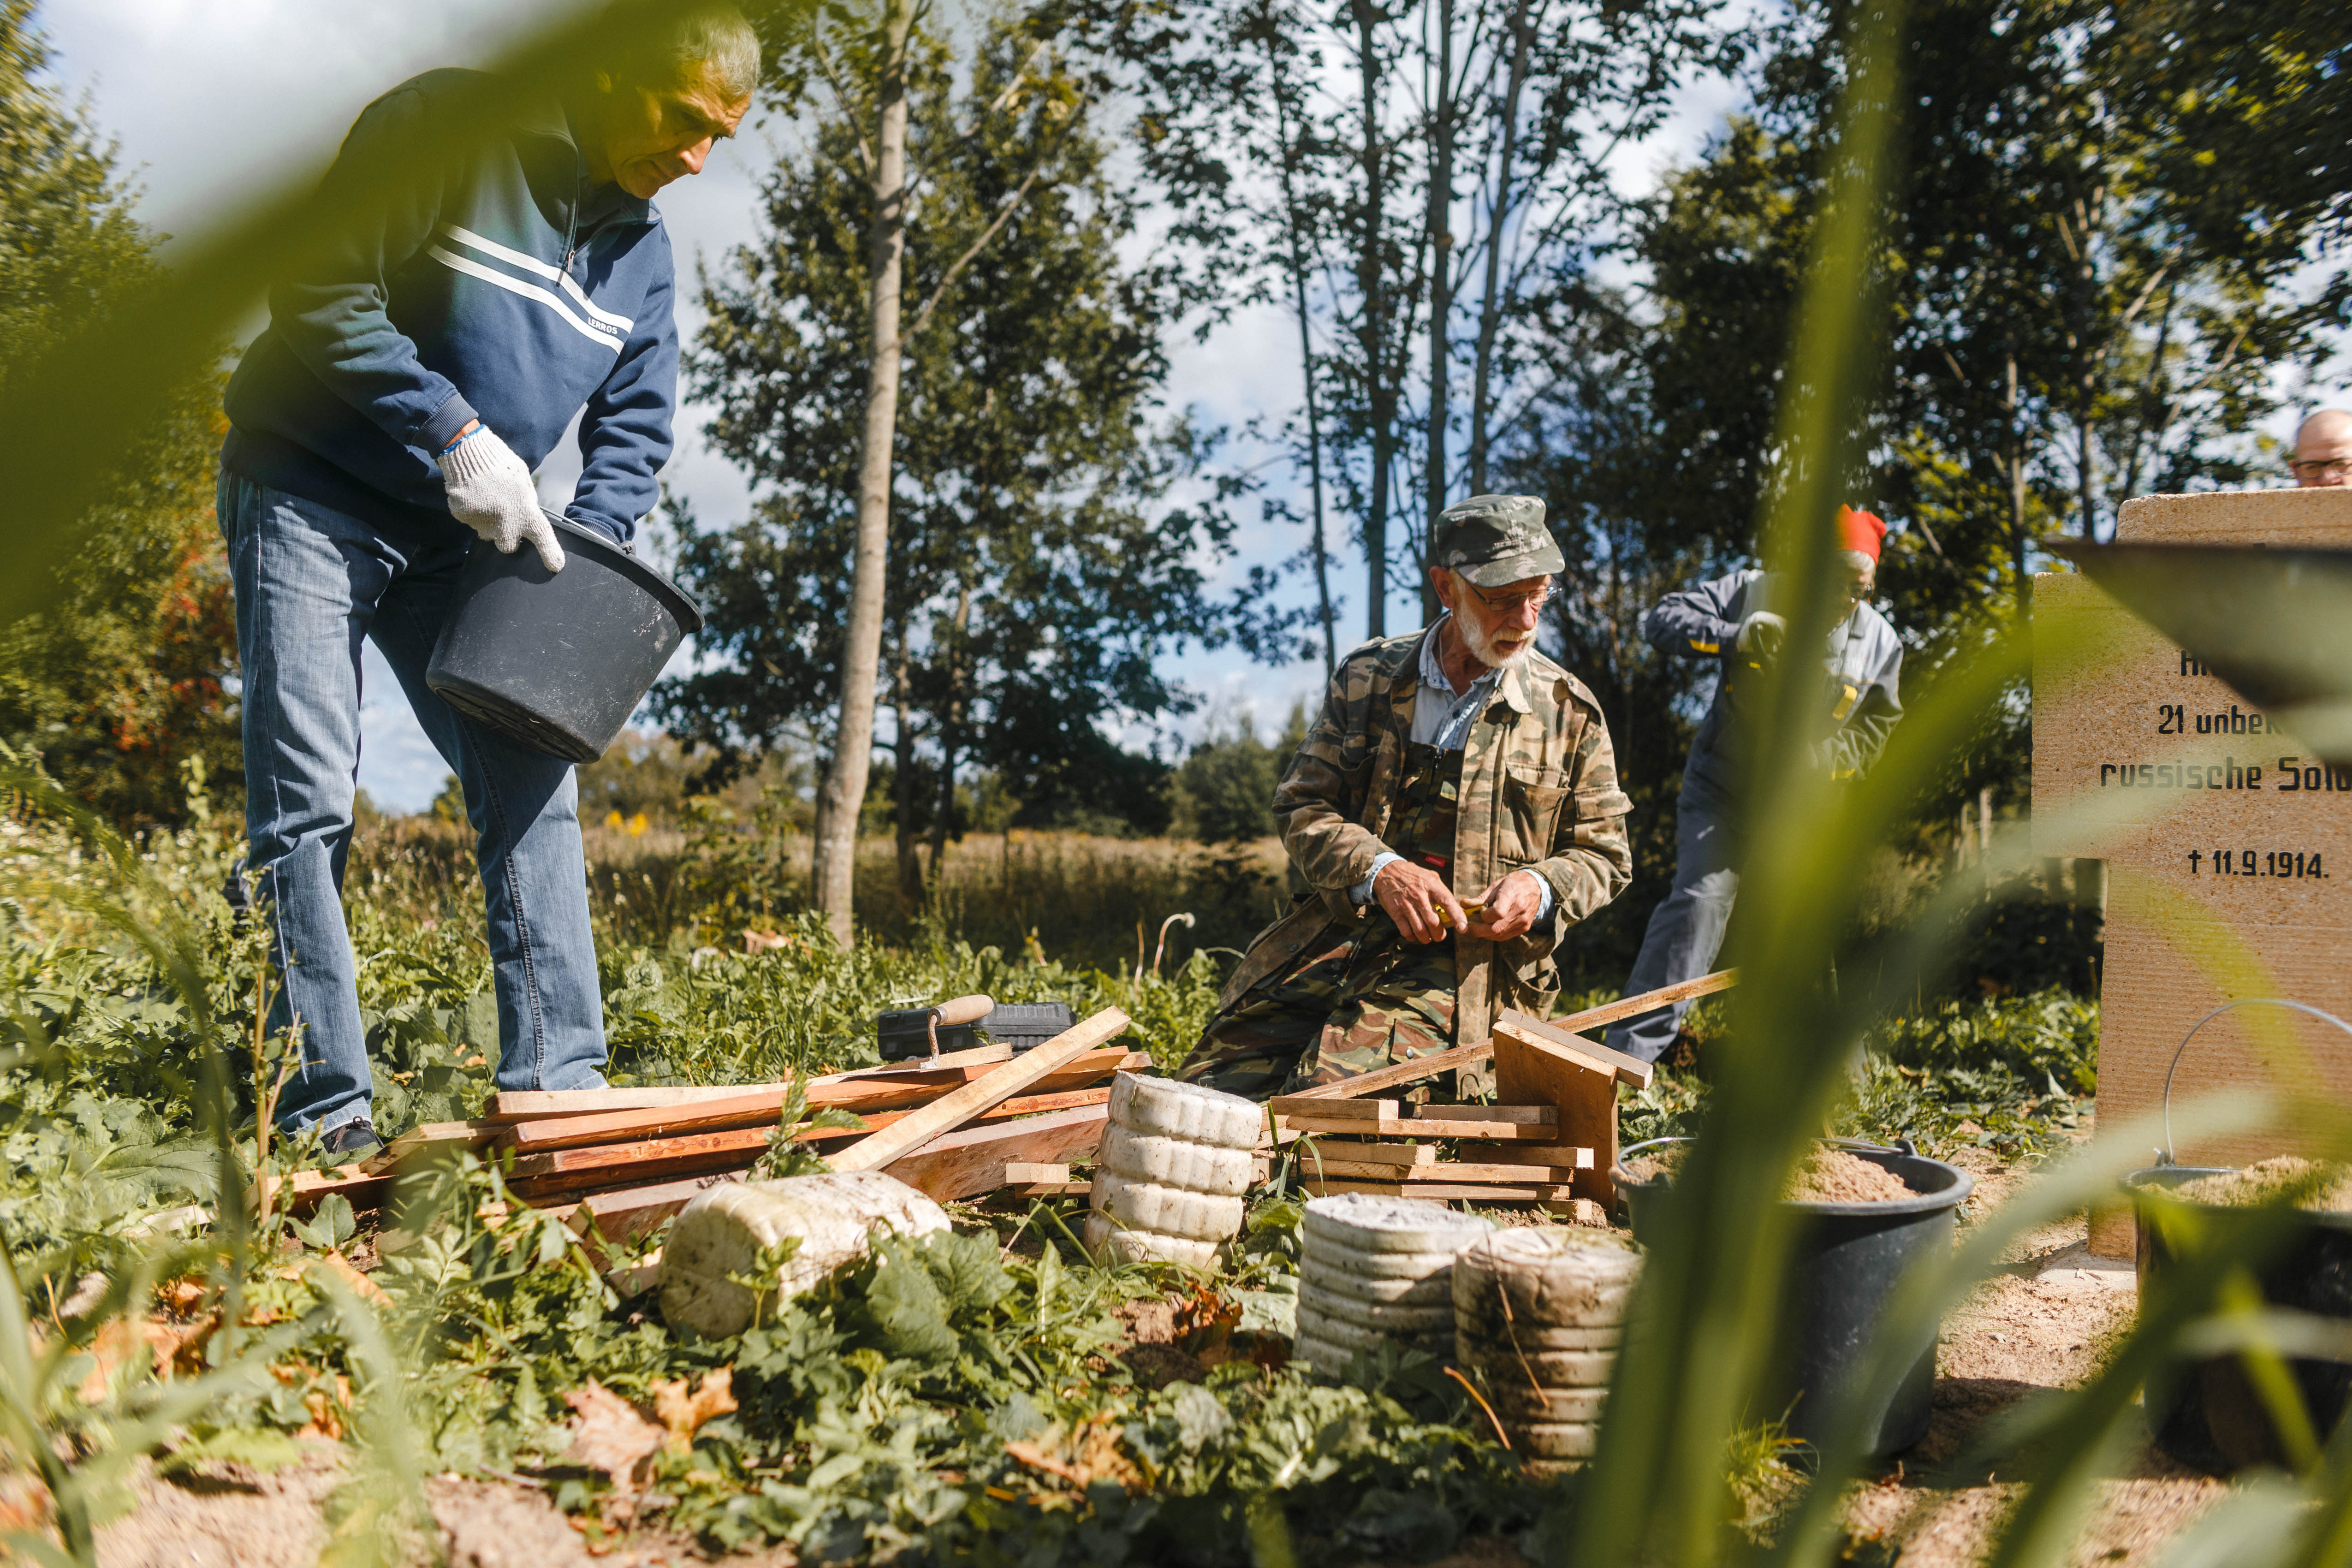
[
  {"left": 827, "top": 1009, "right": 1131, "bottom": 1173},
  {"left": 1267, "top": 1095, "right": 1390, "bottom": 1120},
  {"left": 506, "top": 1087, "right": 1119, "bottom": 1188},
  {"left": 1410, "top": 1102, "right": 1556, "bottom": 1124},
  {"left": 1280, "top": 970, "right": 1731, "bottom": 1102},
  {"left": 567, "top": 1172, "right": 750, "bottom": 1245},
  {"left": 1493, "top": 1012, "right": 1656, "bottom": 1090},
  {"left": 358, "top": 1120, "right": 502, "bottom": 1176},
  {"left": 1299, "top": 1159, "right": 1591, "bottom": 1182},
  {"left": 1493, "top": 1026, "right": 1619, "bottom": 1209},
  {"left": 1279, "top": 1041, "right": 1496, "bottom": 1103},
  {"left": 1290, "top": 1140, "right": 1434, "bottom": 1167},
  {"left": 254, "top": 1164, "right": 392, "bottom": 1218},
  {"left": 1300, "top": 1179, "right": 1576, "bottom": 1201},
  {"left": 1457, "top": 1142, "right": 1598, "bottom": 1168},
  {"left": 882, "top": 1104, "right": 1111, "bottom": 1201},
  {"left": 1003, "top": 1163, "right": 1070, "bottom": 1184},
  {"left": 480, "top": 1060, "right": 992, "bottom": 1123},
  {"left": 1281, "top": 1116, "right": 1564, "bottom": 1140}
]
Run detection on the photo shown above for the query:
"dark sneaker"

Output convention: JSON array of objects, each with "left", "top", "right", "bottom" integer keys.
[{"left": 319, "top": 1118, "right": 383, "bottom": 1162}]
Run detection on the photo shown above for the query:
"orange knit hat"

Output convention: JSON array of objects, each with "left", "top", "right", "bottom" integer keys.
[{"left": 1836, "top": 505, "right": 1888, "bottom": 559}]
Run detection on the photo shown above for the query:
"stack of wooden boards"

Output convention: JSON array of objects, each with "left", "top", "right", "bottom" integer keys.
[
  {"left": 274, "top": 1007, "right": 1141, "bottom": 1246},
  {"left": 1265, "top": 970, "right": 1735, "bottom": 1215}
]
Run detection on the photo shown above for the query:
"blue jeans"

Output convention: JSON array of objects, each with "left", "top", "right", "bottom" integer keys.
[
  {"left": 1604, "top": 795, "right": 1743, "bottom": 1063},
  {"left": 219, "top": 471, "right": 608, "bottom": 1133}
]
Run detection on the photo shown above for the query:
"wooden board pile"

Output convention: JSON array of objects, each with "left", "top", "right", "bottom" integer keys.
[
  {"left": 1266, "top": 970, "right": 1734, "bottom": 1217},
  {"left": 273, "top": 1006, "right": 1140, "bottom": 1250},
  {"left": 265, "top": 968, "right": 1736, "bottom": 1248}
]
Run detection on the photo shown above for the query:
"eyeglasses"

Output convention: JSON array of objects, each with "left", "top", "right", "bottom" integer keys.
[
  {"left": 2291, "top": 458, "right": 2352, "bottom": 480},
  {"left": 1465, "top": 580, "right": 1556, "bottom": 616}
]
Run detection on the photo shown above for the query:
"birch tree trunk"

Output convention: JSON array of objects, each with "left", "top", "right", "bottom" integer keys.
[
  {"left": 1468, "top": 0, "right": 1534, "bottom": 494},
  {"left": 1420, "top": 0, "right": 1456, "bottom": 628},
  {"left": 811, "top": 0, "right": 913, "bottom": 950},
  {"left": 1352, "top": 0, "right": 1391, "bottom": 641},
  {"left": 1265, "top": 30, "right": 1336, "bottom": 674}
]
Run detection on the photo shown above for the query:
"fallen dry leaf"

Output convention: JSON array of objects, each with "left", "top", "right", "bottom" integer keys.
[
  {"left": 564, "top": 1380, "right": 665, "bottom": 1488},
  {"left": 1005, "top": 1416, "right": 1146, "bottom": 1496},
  {"left": 308, "top": 1251, "right": 389, "bottom": 1306},
  {"left": 649, "top": 1368, "right": 736, "bottom": 1455}
]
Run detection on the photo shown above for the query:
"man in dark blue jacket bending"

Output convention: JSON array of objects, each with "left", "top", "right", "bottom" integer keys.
[
  {"left": 1603, "top": 507, "right": 1907, "bottom": 1062},
  {"left": 218, "top": 3, "right": 757, "bottom": 1156}
]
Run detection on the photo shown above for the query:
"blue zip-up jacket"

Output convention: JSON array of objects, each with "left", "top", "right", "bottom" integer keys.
[
  {"left": 222, "top": 69, "right": 677, "bottom": 546},
  {"left": 1643, "top": 570, "right": 1905, "bottom": 813}
]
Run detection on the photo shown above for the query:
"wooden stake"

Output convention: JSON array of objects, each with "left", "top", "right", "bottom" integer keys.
[{"left": 828, "top": 1009, "right": 1132, "bottom": 1172}]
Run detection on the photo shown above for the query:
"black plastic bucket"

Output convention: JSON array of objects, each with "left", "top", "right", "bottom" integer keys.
[
  {"left": 876, "top": 1001, "right": 1078, "bottom": 1062},
  {"left": 1615, "top": 1136, "right": 1974, "bottom": 1455},
  {"left": 2126, "top": 1163, "right": 2352, "bottom": 1473},
  {"left": 426, "top": 515, "right": 703, "bottom": 764}
]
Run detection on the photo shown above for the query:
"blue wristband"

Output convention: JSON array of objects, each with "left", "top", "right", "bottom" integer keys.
[{"left": 440, "top": 424, "right": 483, "bottom": 456}]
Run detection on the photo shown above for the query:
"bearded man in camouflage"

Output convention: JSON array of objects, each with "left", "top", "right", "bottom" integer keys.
[{"left": 1178, "top": 495, "right": 1634, "bottom": 1100}]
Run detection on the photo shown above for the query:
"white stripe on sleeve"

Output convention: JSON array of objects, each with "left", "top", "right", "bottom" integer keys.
[{"left": 427, "top": 245, "right": 624, "bottom": 351}]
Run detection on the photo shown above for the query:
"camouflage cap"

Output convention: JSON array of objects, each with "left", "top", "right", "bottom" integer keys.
[{"left": 1432, "top": 494, "right": 1564, "bottom": 587}]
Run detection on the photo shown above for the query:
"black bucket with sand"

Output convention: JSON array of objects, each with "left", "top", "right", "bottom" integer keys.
[{"left": 1615, "top": 1136, "right": 1973, "bottom": 1455}]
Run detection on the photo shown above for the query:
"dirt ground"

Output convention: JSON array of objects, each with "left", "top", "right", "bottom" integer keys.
[{"left": 90, "top": 1149, "right": 2241, "bottom": 1568}]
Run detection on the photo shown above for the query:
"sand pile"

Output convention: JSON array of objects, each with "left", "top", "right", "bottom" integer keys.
[
  {"left": 2174, "top": 1156, "right": 2352, "bottom": 1212},
  {"left": 1621, "top": 1143, "right": 1918, "bottom": 1203}
]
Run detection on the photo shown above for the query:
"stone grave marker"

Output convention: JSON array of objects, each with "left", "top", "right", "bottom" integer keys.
[{"left": 2031, "top": 487, "right": 2352, "bottom": 1256}]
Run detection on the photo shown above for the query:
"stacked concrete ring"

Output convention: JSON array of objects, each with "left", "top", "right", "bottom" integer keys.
[
  {"left": 1086, "top": 1074, "right": 1260, "bottom": 1267},
  {"left": 1296, "top": 1193, "right": 1494, "bottom": 1378},
  {"left": 1452, "top": 1228, "right": 1643, "bottom": 1468}
]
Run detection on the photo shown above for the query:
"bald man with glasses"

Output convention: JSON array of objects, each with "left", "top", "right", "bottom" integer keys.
[{"left": 1178, "top": 495, "right": 1633, "bottom": 1100}]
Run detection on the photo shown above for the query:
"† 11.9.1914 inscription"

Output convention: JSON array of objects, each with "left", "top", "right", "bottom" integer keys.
[{"left": 2182, "top": 849, "right": 2326, "bottom": 879}]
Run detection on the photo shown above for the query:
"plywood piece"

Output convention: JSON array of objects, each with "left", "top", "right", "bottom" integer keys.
[
  {"left": 2114, "top": 487, "right": 2352, "bottom": 546},
  {"left": 1493, "top": 1012, "right": 1656, "bottom": 1089},
  {"left": 882, "top": 1104, "right": 1112, "bottom": 1202},
  {"left": 828, "top": 1010, "right": 1131, "bottom": 1172},
  {"left": 1492, "top": 1028, "right": 1619, "bottom": 1208},
  {"left": 1002, "top": 1163, "right": 1070, "bottom": 1184}
]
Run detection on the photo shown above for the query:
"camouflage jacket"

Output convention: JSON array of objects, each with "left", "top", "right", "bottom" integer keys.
[{"left": 1219, "top": 629, "right": 1635, "bottom": 1043}]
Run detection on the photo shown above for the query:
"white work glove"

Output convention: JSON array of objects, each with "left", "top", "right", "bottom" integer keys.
[
  {"left": 438, "top": 425, "right": 565, "bottom": 573},
  {"left": 1734, "top": 610, "right": 1787, "bottom": 658}
]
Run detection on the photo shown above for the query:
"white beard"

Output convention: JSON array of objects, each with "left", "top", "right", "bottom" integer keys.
[{"left": 1456, "top": 609, "right": 1532, "bottom": 671}]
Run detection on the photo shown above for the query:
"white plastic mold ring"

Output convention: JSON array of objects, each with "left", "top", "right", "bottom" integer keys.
[
  {"left": 1090, "top": 1170, "right": 1248, "bottom": 1242},
  {"left": 1082, "top": 1212, "right": 1223, "bottom": 1269},
  {"left": 1301, "top": 1192, "right": 1494, "bottom": 1255},
  {"left": 1295, "top": 1298, "right": 1453, "bottom": 1354},
  {"left": 1295, "top": 1284, "right": 1454, "bottom": 1334},
  {"left": 1099, "top": 1124, "right": 1254, "bottom": 1196},
  {"left": 1107, "top": 1072, "right": 1263, "bottom": 1149},
  {"left": 1296, "top": 1235, "right": 1473, "bottom": 1281},
  {"left": 1293, "top": 1261, "right": 1455, "bottom": 1309}
]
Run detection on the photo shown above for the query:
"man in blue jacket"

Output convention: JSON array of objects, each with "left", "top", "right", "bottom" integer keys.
[
  {"left": 1603, "top": 507, "right": 1906, "bottom": 1062},
  {"left": 218, "top": 3, "right": 758, "bottom": 1156}
]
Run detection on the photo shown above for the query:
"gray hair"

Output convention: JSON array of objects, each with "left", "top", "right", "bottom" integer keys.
[{"left": 606, "top": 1, "right": 762, "bottom": 99}]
